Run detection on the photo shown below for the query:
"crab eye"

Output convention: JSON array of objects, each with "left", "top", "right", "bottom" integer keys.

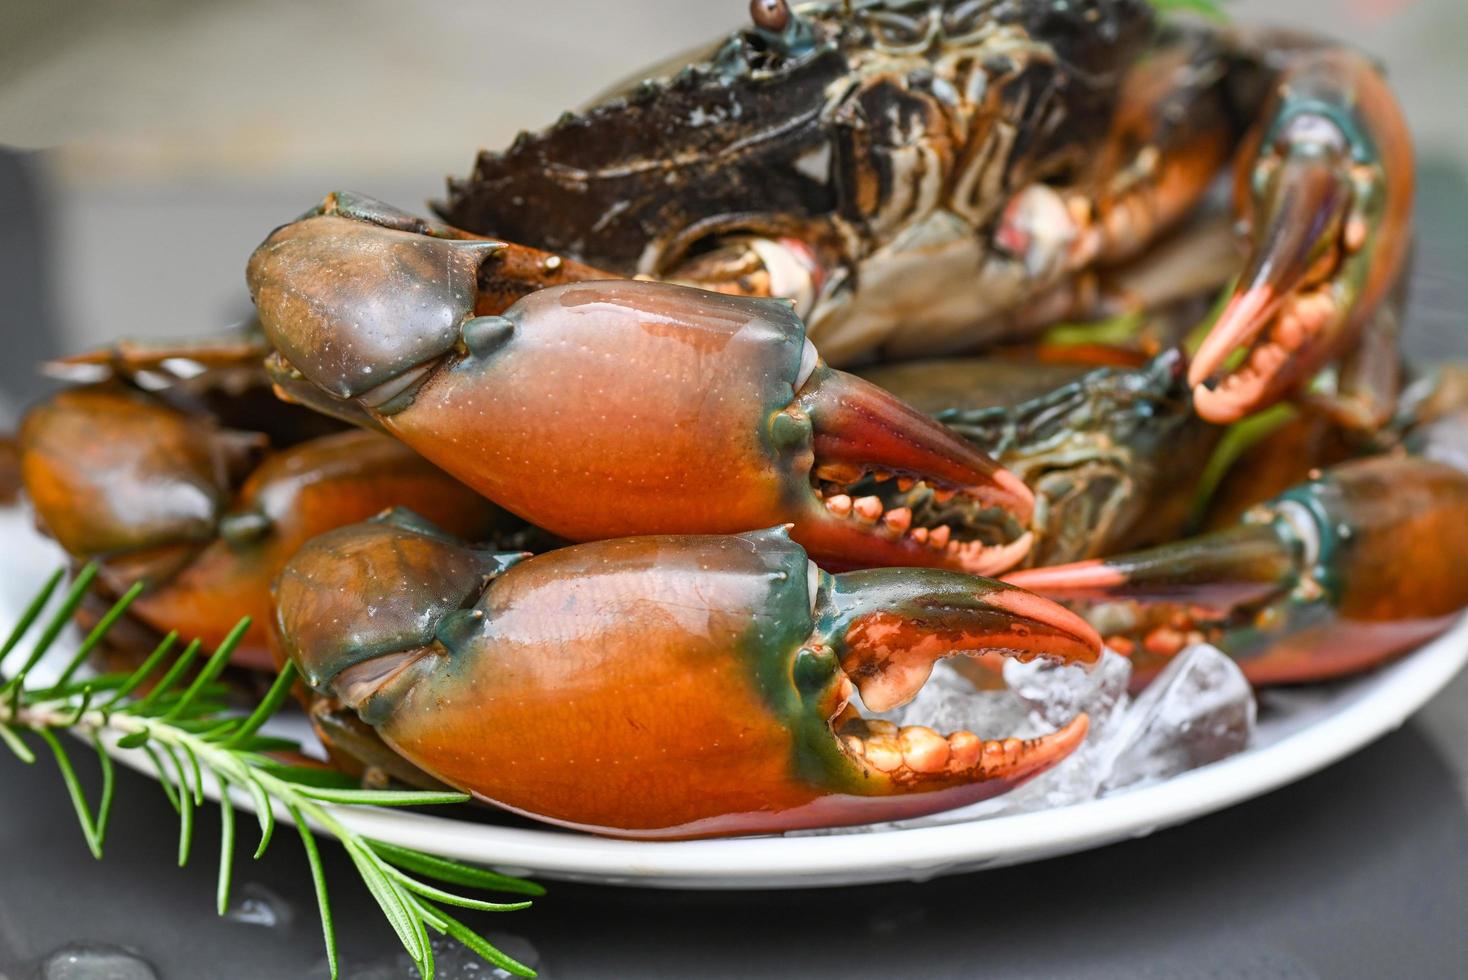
[
  {"left": 750, "top": 0, "right": 791, "bottom": 33},
  {"left": 806, "top": 560, "right": 823, "bottom": 615},
  {"left": 796, "top": 337, "right": 821, "bottom": 392}
]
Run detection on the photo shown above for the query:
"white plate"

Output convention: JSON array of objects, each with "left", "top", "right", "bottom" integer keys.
[{"left": 3, "top": 508, "right": 1464, "bottom": 889}]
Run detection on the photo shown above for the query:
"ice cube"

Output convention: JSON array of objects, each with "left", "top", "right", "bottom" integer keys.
[
  {"left": 1102, "top": 643, "right": 1255, "bottom": 791},
  {"left": 963, "top": 740, "right": 1111, "bottom": 818},
  {"left": 871, "top": 659, "right": 1042, "bottom": 740},
  {"left": 1005, "top": 649, "right": 1132, "bottom": 738}
]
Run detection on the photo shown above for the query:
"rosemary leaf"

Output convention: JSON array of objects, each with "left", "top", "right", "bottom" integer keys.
[
  {"left": 220, "top": 662, "right": 298, "bottom": 747},
  {"left": 252, "top": 764, "right": 361, "bottom": 790},
  {"left": 215, "top": 771, "right": 237, "bottom": 916},
  {"left": 163, "top": 618, "right": 250, "bottom": 721},
  {"left": 231, "top": 735, "right": 300, "bottom": 754},
  {"left": 0, "top": 567, "right": 64, "bottom": 667},
  {"left": 162, "top": 743, "right": 195, "bottom": 866},
  {"left": 384, "top": 865, "right": 533, "bottom": 913},
  {"left": 346, "top": 840, "right": 429, "bottom": 967},
  {"left": 0, "top": 722, "right": 35, "bottom": 764},
  {"left": 244, "top": 775, "right": 276, "bottom": 859},
  {"left": 102, "top": 631, "right": 178, "bottom": 708},
  {"left": 179, "top": 741, "right": 206, "bottom": 806},
  {"left": 116, "top": 730, "right": 150, "bottom": 749},
  {"left": 143, "top": 743, "right": 181, "bottom": 813},
  {"left": 295, "top": 787, "right": 470, "bottom": 808},
  {"left": 367, "top": 840, "right": 544, "bottom": 896},
  {"left": 37, "top": 727, "right": 102, "bottom": 859},
  {"left": 436, "top": 906, "right": 537, "bottom": 978},
  {"left": 4, "top": 564, "right": 99, "bottom": 700},
  {"left": 54, "top": 581, "right": 145, "bottom": 689},
  {"left": 133, "top": 639, "right": 202, "bottom": 715},
  {"left": 288, "top": 802, "right": 338, "bottom": 980},
  {"left": 91, "top": 732, "right": 116, "bottom": 847}
]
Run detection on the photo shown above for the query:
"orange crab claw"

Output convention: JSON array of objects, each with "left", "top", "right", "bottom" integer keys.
[
  {"left": 18, "top": 385, "right": 506, "bottom": 670},
  {"left": 1010, "top": 457, "right": 1468, "bottom": 686},
  {"left": 797, "top": 365, "right": 1036, "bottom": 575},
  {"left": 275, "top": 515, "right": 1096, "bottom": 839},
  {"left": 248, "top": 202, "right": 1038, "bottom": 574},
  {"left": 1189, "top": 50, "right": 1414, "bottom": 423},
  {"left": 1189, "top": 152, "right": 1353, "bottom": 419}
]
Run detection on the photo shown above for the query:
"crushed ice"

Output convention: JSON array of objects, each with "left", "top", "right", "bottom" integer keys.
[{"left": 789, "top": 643, "right": 1256, "bottom": 836}]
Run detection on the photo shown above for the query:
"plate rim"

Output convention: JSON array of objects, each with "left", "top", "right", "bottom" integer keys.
[
  {"left": 266, "top": 614, "right": 1468, "bottom": 888},
  {"left": 9, "top": 509, "right": 1457, "bottom": 890}
]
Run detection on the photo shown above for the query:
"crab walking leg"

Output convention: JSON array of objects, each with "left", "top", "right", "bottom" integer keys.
[
  {"left": 832, "top": 25, "right": 1242, "bottom": 362},
  {"left": 1008, "top": 457, "right": 1468, "bottom": 686},
  {"left": 860, "top": 349, "right": 1225, "bottom": 568},
  {"left": 248, "top": 199, "right": 1037, "bottom": 575},
  {"left": 1189, "top": 49, "right": 1414, "bottom": 424},
  {"left": 274, "top": 514, "right": 1098, "bottom": 839}
]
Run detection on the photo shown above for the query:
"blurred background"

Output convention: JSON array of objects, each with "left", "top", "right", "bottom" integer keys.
[
  {"left": 1, "top": 0, "right": 1467, "bottom": 426},
  {"left": 2, "top": 3, "right": 1468, "bottom": 978}
]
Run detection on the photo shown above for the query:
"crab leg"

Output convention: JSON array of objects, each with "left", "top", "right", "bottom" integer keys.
[
  {"left": 248, "top": 197, "right": 1038, "bottom": 574},
  {"left": 1189, "top": 49, "right": 1414, "bottom": 424},
  {"left": 1009, "top": 457, "right": 1468, "bottom": 686},
  {"left": 274, "top": 514, "right": 1098, "bottom": 839}
]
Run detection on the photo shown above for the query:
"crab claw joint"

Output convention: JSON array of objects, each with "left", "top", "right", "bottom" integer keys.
[
  {"left": 249, "top": 201, "right": 1036, "bottom": 574},
  {"left": 274, "top": 516, "right": 1096, "bottom": 839}
]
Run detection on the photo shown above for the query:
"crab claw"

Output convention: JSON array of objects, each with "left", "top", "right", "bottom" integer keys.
[
  {"left": 823, "top": 565, "right": 1101, "bottom": 713},
  {"left": 275, "top": 517, "right": 1095, "bottom": 839},
  {"left": 19, "top": 385, "right": 247, "bottom": 570},
  {"left": 1009, "top": 457, "right": 1468, "bottom": 686},
  {"left": 798, "top": 366, "right": 1035, "bottom": 575},
  {"left": 1189, "top": 50, "right": 1413, "bottom": 423},
  {"left": 249, "top": 202, "right": 1037, "bottom": 574},
  {"left": 19, "top": 385, "right": 505, "bottom": 671}
]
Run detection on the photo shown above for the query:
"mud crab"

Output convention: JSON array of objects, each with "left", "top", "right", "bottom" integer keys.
[
  {"left": 432, "top": 0, "right": 1413, "bottom": 426},
  {"left": 12, "top": 1, "right": 1463, "bottom": 840}
]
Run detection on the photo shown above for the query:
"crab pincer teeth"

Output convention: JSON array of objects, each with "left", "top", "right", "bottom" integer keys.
[
  {"left": 1190, "top": 139, "right": 1355, "bottom": 422},
  {"left": 823, "top": 568, "right": 1101, "bottom": 713},
  {"left": 805, "top": 368, "right": 1033, "bottom": 520},
  {"left": 801, "top": 367, "right": 1036, "bottom": 573},
  {"left": 839, "top": 714, "right": 1090, "bottom": 786}
]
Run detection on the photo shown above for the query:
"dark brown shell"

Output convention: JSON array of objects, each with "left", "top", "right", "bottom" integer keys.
[{"left": 435, "top": 1, "right": 1156, "bottom": 274}]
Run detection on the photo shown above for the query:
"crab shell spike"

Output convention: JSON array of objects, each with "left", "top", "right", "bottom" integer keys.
[
  {"left": 274, "top": 518, "right": 1096, "bottom": 839},
  {"left": 249, "top": 217, "right": 1035, "bottom": 573}
]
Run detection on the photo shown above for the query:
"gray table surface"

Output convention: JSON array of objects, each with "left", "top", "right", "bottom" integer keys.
[{"left": 0, "top": 153, "right": 1466, "bottom": 980}]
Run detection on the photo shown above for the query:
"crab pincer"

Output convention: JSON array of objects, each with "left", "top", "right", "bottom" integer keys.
[
  {"left": 1189, "top": 50, "right": 1414, "bottom": 424},
  {"left": 247, "top": 196, "right": 1036, "bottom": 575},
  {"left": 274, "top": 512, "right": 1099, "bottom": 839},
  {"left": 19, "top": 385, "right": 502, "bottom": 670},
  {"left": 1008, "top": 457, "right": 1468, "bottom": 686}
]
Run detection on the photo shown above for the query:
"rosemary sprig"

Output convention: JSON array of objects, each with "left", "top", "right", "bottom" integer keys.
[{"left": 0, "top": 565, "right": 542, "bottom": 979}]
